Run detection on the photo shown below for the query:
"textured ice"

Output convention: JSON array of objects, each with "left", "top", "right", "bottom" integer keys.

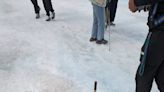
[{"left": 0, "top": 0, "right": 159, "bottom": 92}]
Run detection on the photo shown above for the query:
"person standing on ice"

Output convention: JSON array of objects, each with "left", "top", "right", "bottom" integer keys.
[
  {"left": 89, "top": 0, "right": 108, "bottom": 44},
  {"left": 31, "top": 0, "right": 55, "bottom": 21},
  {"left": 129, "top": 0, "right": 164, "bottom": 92}
]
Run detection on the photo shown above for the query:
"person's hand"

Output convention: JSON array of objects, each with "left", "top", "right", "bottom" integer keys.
[{"left": 129, "top": 0, "right": 137, "bottom": 13}]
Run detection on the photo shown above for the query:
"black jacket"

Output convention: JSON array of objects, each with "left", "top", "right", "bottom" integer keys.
[{"left": 134, "top": 0, "right": 164, "bottom": 29}]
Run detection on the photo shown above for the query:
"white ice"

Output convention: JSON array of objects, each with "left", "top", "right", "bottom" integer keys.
[{"left": 0, "top": 0, "right": 159, "bottom": 92}]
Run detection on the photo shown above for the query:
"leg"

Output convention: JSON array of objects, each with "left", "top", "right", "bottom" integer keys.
[
  {"left": 136, "top": 31, "right": 164, "bottom": 92},
  {"left": 42, "top": 0, "right": 50, "bottom": 16},
  {"left": 155, "top": 29, "right": 164, "bottom": 92},
  {"left": 48, "top": 0, "right": 54, "bottom": 12},
  {"left": 135, "top": 65, "right": 156, "bottom": 92},
  {"left": 110, "top": 0, "right": 118, "bottom": 22},
  {"left": 96, "top": 6, "right": 105, "bottom": 41},
  {"left": 93, "top": 5, "right": 107, "bottom": 44},
  {"left": 91, "top": 4, "right": 98, "bottom": 39},
  {"left": 105, "top": 2, "right": 110, "bottom": 26},
  {"left": 42, "top": 0, "right": 52, "bottom": 21},
  {"left": 155, "top": 61, "right": 164, "bottom": 92},
  {"left": 31, "top": 0, "right": 40, "bottom": 14},
  {"left": 48, "top": 0, "right": 55, "bottom": 19},
  {"left": 154, "top": 31, "right": 164, "bottom": 92}
]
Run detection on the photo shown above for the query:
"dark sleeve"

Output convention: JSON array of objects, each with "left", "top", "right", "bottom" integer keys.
[{"left": 134, "top": 0, "right": 164, "bottom": 6}]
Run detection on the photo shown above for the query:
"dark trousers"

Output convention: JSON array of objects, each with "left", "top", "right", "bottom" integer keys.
[
  {"left": 136, "top": 29, "right": 164, "bottom": 92},
  {"left": 31, "top": 0, "right": 40, "bottom": 14},
  {"left": 109, "top": 0, "right": 118, "bottom": 22},
  {"left": 105, "top": 2, "right": 110, "bottom": 25},
  {"left": 42, "top": 0, "right": 54, "bottom": 16}
]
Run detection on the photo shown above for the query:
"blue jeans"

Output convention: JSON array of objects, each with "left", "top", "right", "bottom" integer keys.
[{"left": 91, "top": 3, "right": 105, "bottom": 40}]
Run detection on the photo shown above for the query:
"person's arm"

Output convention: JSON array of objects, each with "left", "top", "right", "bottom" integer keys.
[{"left": 134, "top": 0, "right": 164, "bottom": 6}]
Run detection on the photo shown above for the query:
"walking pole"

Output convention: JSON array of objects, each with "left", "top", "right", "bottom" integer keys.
[
  {"left": 105, "top": 3, "right": 111, "bottom": 51},
  {"left": 94, "top": 81, "right": 97, "bottom": 92},
  {"left": 107, "top": 7, "right": 111, "bottom": 51}
]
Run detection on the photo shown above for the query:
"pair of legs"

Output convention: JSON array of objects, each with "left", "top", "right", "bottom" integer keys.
[
  {"left": 90, "top": 3, "right": 107, "bottom": 44},
  {"left": 31, "top": 0, "right": 55, "bottom": 20},
  {"left": 136, "top": 30, "right": 164, "bottom": 92},
  {"left": 42, "top": 0, "right": 55, "bottom": 21},
  {"left": 42, "top": 0, "right": 54, "bottom": 16}
]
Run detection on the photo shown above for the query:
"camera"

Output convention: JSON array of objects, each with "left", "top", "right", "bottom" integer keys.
[{"left": 137, "top": 5, "right": 151, "bottom": 12}]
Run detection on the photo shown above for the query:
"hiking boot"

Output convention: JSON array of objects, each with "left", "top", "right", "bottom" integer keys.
[
  {"left": 35, "top": 7, "right": 41, "bottom": 19},
  {"left": 96, "top": 39, "right": 108, "bottom": 44},
  {"left": 51, "top": 12, "right": 55, "bottom": 19},
  {"left": 89, "top": 38, "right": 97, "bottom": 42},
  {"left": 36, "top": 13, "right": 40, "bottom": 19},
  {"left": 110, "top": 22, "right": 116, "bottom": 26},
  {"left": 46, "top": 16, "right": 51, "bottom": 21}
]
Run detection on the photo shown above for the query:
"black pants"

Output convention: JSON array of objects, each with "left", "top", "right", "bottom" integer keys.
[
  {"left": 109, "top": 0, "right": 118, "bottom": 22},
  {"left": 31, "top": 0, "right": 40, "bottom": 14},
  {"left": 42, "top": 0, "right": 54, "bottom": 16},
  {"left": 105, "top": 2, "right": 110, "bottom": 25},
  {"left": 31, "top": 0, "right": 54, "bottom": 16},
  {"left": 136, "top": 28, "right": 164, "bottom": 92}
]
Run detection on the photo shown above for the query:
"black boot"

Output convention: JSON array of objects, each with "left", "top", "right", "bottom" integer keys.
[
  {"left": 35, "top": 7, "right": 40, "bottom": 19},
  {"left": 36, "top": 13, "right": 40, "bottom": 19},
  {"left": 110, "top": 22, "right": 116, "bottom": 26},
  {"left": 89, "top": 37, "right": 97, "bottom": 42},
  {"left": 51, "top": 12, "right": 55, "bottom": 19},
  {"left": 46, "top": 16, "right": 51, "bottom": 21},
  {"left": 96, "top": 39, "right": 108, "bottom": 44}
]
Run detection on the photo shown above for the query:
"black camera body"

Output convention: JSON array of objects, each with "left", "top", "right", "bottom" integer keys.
[{"left": 136, "top": 5, "right": 151, "bottom": 12}]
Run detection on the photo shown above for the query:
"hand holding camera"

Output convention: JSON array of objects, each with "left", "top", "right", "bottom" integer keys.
[{"left": 128, "top": 0, "right": 151, "bottom": 13}]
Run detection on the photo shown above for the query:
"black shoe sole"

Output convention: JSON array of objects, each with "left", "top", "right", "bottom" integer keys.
[
  {"left": 96, "top": 40, "right": 108, "bottom": 44},
  {"left": 46, "top": 18, "right": 51, "bottom": 21}
]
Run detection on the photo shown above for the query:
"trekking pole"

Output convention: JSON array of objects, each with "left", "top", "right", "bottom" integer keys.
[
  {"left": 94, "top": 81, "right": 97, "bottom": 92},
  {"left": 108, "top": 25, "right": 111, "bottom": 51},
  {"left": 105, "top": 6, "right": 111, "bottom": 51},
  {"left": 108, "top": 10, "right": 111, "bottom": 51}
]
